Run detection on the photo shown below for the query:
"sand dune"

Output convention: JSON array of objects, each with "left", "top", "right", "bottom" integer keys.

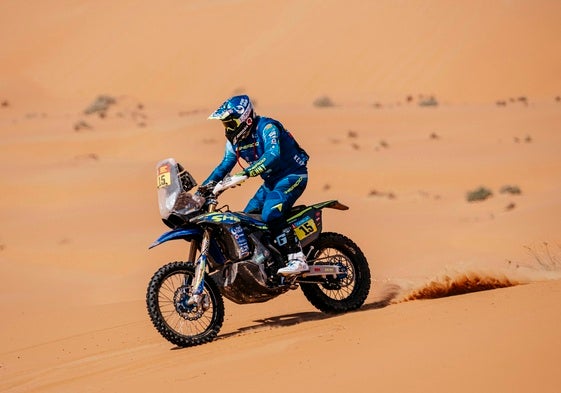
[
  {"left": 2, "top": 1, "right": 561, "bottom": 106},
  {"left": 1, "top": 1, "right": 561, "bottom": 392}
]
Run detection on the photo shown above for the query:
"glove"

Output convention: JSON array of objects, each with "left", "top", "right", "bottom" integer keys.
[{"left": 195, "top": 181, "right": 217, "bottom": 196}]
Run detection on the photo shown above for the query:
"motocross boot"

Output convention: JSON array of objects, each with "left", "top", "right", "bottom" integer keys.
[{"left": 274, "top": 226, "right": 309, "bottom": 276}]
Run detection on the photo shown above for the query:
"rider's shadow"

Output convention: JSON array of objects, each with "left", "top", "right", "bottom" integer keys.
[{"left": 217, "top": 283, "right": 401, "bottom": 341}]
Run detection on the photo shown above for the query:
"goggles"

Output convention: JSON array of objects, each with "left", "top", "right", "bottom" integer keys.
[{"left": 222, "top": 118, "right": 240, "bottom": 132}]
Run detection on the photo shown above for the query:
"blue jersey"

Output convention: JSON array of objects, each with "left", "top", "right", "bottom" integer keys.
[{"left": 204, "top": 116, "right": 309, "bottom": 188}]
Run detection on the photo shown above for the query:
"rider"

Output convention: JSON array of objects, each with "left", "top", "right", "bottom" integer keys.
[{"left": 199, "top": 95, "right": 310, "bottom": 276}]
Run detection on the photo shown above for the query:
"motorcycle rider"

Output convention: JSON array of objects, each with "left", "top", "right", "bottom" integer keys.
[{"left": 198, "top": 95, "right": 310, "bottom": 276}]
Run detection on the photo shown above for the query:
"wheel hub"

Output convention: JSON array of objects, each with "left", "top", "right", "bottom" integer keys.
[{"left": 174, "top": 286, "right": 206, "bottom": 320}]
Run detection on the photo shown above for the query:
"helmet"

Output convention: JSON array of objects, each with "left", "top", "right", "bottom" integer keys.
[{"left": 208, "top": 95, "right": 255, "bottom": 145}]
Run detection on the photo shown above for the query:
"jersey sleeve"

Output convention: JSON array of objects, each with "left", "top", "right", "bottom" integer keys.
[{"left": 202, "top": 141, "right": 237, "bottom": 184}]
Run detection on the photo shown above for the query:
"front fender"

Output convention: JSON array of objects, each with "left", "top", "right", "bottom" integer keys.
[
  {"left": 148, "top": 226, "right": 203, "bottom": 249},
  {"left": 148, "top": 226, "right": 226, "bottom": 266}
]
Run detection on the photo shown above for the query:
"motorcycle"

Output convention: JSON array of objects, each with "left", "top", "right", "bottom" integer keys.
[{"left": 146, "top": 158, "right": 371, "bottom": 347}]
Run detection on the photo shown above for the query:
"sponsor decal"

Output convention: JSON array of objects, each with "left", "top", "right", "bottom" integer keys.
[
  {"left": 284, "top": 176, "right": 303, "bottom": 194},
  {"left": 275, "top": 233, "right": 288, "bottom": 246},
  {"left": 210, "top": 214, "right": 240, "bottom": 223},
  {"left": 293, "top": 154, "right": 307, "bottom": 166},
  {"left": 249, "top": 164, "right": 266, "bottom": 177},
  {"left": 239, "top": 142, "right": 258, "bottom": 150},
  {"left": 230, "top": 225, "right": 250, "bottom": 256}
]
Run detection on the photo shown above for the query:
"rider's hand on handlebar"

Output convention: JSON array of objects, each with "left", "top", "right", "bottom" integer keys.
[
  {"left": 229, "top": 172, "right": 248, "bottom": 187},
  {"left": 195, "top": 181, "right": 217, "bottom": 197}
]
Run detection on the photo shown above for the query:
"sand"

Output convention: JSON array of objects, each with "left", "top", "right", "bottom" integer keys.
[{"left": 1, "top": 1, "right": 561, "bottom": 392}]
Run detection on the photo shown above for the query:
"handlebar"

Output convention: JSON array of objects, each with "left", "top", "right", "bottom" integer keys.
[{"left": 212, "top": 174, "right": 248, "bottom": 195}]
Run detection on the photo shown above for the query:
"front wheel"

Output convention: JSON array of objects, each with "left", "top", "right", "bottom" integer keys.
[
  {"left": 301, "top": 232, "right": 371, "bottom": 314},
  {"left": 146, "top": 261, "right": 225, "bottom": 347}
]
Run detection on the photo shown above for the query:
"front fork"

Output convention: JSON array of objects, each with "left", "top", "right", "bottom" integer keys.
[
  {"left": 185, "top": 228, "right": 211, "bottom": 307},
  {"left": 191, "top": 228, "right": 211, "bottom": 297}
]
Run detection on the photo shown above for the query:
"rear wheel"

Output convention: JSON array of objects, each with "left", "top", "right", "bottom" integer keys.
[
  {"left": 146, "top": 261, "right": 224, "bottom": 347},
  {"left": 301, "top": 232, "right": 371, "bottom": 314}
]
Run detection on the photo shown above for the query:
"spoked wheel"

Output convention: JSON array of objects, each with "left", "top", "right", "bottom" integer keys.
[
  {"left": 301, "top": 232, "right": 371, "bottom": 314},
  {"left": 146, "top": 262, "right": 224, "bottom": 347}
]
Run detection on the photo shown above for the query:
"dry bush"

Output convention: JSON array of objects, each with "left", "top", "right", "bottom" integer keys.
[
  {"left": 500, "top": 185, "right": 521, "bottom": 195},
  {"left": 313, "top": 95, "right": 335, "bottom": 108},
  {"left": 466, "top": 186, "right": 493, "bottom": 202},
  {"left": 83, "top": 95, "right": 116, "bottom": 115},
  {"left": 418, "top": 95, "right": 438, "bottom": 107},
  {"left": 74, "top": 120, "right": 92, "bottom": 132},
  {"left": 369, "top": 189, "right": 396, "bottom": 199}
]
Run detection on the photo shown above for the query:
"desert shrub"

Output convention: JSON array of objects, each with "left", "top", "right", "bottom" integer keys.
[
  {"left": 500, "top": 185, "right": 522, "bottom": 195},
  {"left": 73, "top": 120, "right": 92, "bottom": 131},
  {"left": 418, "top": 95, "right": 438, "bottom": 107},
  {"left": 313, "top": 95, "right": 335, "bottom": 107},
  {"left": 84, "top": 95, "right": 116, "bottom": 115},
  {"left": 369, "top": 189, "right": 396, "bottom": 199},
  {"left": 466, "top": 186, "right": 493, "bottom": 202}
]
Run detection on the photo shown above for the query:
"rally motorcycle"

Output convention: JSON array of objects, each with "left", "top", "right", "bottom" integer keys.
[{"left": 146, "top": 158, "right": 371, "bottom": 347}]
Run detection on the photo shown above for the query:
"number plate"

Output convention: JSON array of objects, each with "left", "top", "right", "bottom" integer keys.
[
  {"left": 294, "top": 218, "right": 318, "bottom": 240},
  {"left": 157, "top": 163, "right": 172, "bottom": 188}
]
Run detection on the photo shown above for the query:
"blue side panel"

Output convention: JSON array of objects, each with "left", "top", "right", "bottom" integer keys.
[{"left": 233, "top": 212, "right": 268, "bottom": 230}]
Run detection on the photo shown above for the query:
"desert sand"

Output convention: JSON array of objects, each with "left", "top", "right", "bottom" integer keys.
[{"left": 1, "top": 1, "right": 561, "bottom": 392}]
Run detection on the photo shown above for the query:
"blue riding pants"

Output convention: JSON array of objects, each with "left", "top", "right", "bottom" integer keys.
[{"left": 243, "top": 171, "right": 308, "bottom": 224}]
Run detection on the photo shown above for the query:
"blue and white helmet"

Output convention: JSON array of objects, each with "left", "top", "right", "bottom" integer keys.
[{"left": 208, "top": 95, "right": 255, "bottom": 145}]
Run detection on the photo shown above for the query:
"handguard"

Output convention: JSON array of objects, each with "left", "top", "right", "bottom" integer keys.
[{"left": 213, "top": 174, "right": 248, "bottom": 195}]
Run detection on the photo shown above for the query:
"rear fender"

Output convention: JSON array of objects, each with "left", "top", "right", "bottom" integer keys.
[{"left": 288, "top": 200, "right": 348, "bottom": 247}]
